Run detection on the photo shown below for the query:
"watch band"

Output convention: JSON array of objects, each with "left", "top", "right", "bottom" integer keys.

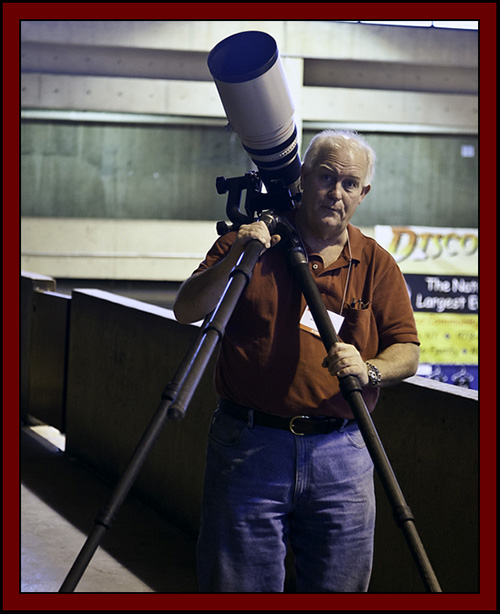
[{"left": 366, "top": 361, "right": 381, "bottom": 387}]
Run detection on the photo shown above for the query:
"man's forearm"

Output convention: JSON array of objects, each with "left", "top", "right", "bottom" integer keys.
[
  {"left": 369, "top": 343, "right": 420, "bottom": 386},
  {"left": 173, "top": 252, "right": 241, "bottom": 324}
]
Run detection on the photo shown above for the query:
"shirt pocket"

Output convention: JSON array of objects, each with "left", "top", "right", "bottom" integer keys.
[{"left": 339, "top": 304, "right": 376, "bottom": 355}]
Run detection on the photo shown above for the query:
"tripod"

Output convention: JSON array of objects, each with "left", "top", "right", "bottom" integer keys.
[{"left": 59, "top": 189, "right": 441, "bottom": 593}]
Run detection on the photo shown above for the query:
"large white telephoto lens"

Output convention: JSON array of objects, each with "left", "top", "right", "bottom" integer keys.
[{"left": 208, "top": 31, "right": 301, "bottom": 200}]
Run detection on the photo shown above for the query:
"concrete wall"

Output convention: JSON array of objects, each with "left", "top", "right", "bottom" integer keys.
[
  {"left": 21, "top": 20, "right": 477, "bottom": 127},
  {"left": 371, "top": 377, "right": 478, "bottom": 593},
  {"left": 20, "top": 20, "right": 478, "bottom": 282},
  {"left": 21, "top": 272, "right": 479, "bottom": 593},
  {"left": 21, "top": 272, "right": 69, "bottom": 430},
  {"left": 64, "top": 288, "right": 217, "bottom": 535}
]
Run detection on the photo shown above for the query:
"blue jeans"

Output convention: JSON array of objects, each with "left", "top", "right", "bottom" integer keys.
[{"left": 197, "top": 407, "right": 376, "bottom": 593}]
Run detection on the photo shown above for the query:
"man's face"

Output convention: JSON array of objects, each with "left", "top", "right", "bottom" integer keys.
[{"left": 299, "top": 143, "right": 371, "bottom": 239}]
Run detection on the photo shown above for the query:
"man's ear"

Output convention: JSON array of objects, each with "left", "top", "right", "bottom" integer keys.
[
  {"left": 300, "top": 164, "right": 308, "bottom": 187},
  {"left": 359, "top": 184, "right": 371, "bottom": 202}
]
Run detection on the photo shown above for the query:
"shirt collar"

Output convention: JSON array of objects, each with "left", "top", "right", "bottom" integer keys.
[
  {"left": 345, "top": 224, "right": 363, "bottom": 263},
  {"left": 285, "top": 211, "right": 362, "bottom": 268}
]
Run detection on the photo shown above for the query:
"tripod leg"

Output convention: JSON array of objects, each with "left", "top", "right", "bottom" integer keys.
[
  {"left": 286, "top": 242, "right": 442, "bottom": 593},
  {"left": 59, "top": 385, "right": 179, "bottom": 592},
  {"left": 58, "top": 239, "right": 265, "bottom": 592}
]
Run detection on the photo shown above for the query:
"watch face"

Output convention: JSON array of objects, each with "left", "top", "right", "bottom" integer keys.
[{"left": 367, "top": 363, "right": 380, "bottom": 385}]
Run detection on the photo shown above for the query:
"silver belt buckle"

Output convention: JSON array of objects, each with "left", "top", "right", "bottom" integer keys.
[{"left": 289, "top": 415, "right": 309, "bottom": 435}]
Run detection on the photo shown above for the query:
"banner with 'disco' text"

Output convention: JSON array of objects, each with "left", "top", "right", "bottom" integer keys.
[{"left": 375, "top": 226, "right": 478, "bottom": 390}]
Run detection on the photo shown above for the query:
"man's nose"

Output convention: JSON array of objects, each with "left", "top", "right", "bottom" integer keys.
[{"left": 327, "top": 182, "right": 342, "bottom": 198}]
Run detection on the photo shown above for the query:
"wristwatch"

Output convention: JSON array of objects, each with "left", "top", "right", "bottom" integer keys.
[{"left": 366, "top": 362, "right": 381, "bottom": 387}]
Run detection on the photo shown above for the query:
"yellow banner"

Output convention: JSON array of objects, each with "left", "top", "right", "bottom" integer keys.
[
  {"left": 414, "top": 312, "right": 478, "bottom": 364},
  {"left": 375, "top": 225, "right": 478, "bottom": 275}
]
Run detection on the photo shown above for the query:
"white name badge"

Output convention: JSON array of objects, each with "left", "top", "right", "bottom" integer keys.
[{"left": 299, "top": 305, "right": 345, "bottom": 336}]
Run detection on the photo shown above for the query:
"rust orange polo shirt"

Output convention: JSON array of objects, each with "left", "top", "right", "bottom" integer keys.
[{"left": 191, "top": 223, "right": 420, "bottom": 419}]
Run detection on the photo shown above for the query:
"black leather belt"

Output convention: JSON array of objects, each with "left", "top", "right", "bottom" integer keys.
[{"left": 219, "top": 398, "right": 354, "bottom": 436}]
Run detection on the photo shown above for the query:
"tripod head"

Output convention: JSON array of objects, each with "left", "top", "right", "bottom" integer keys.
[{"left": 215, "top": 170, "right": 300, "bottom": 236}]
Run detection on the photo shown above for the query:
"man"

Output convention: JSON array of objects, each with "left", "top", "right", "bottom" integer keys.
[{"left": 174, "top": 130, "right": 420, "bottom": 592}]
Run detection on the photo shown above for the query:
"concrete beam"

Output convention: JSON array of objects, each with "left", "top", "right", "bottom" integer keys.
[
  {"left": 21, "top": 218, "right": 220, "bottom": 281},
  {"left": 21, "top": 72, "right": 477, "bottom": 131},
  {"left": 20, "top": 20, "right": 477, "bottom": 68}
]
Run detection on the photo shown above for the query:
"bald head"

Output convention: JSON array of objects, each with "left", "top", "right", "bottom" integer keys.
[{"left": 302, "top": 130, "right": 376, "bottom": 187}]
